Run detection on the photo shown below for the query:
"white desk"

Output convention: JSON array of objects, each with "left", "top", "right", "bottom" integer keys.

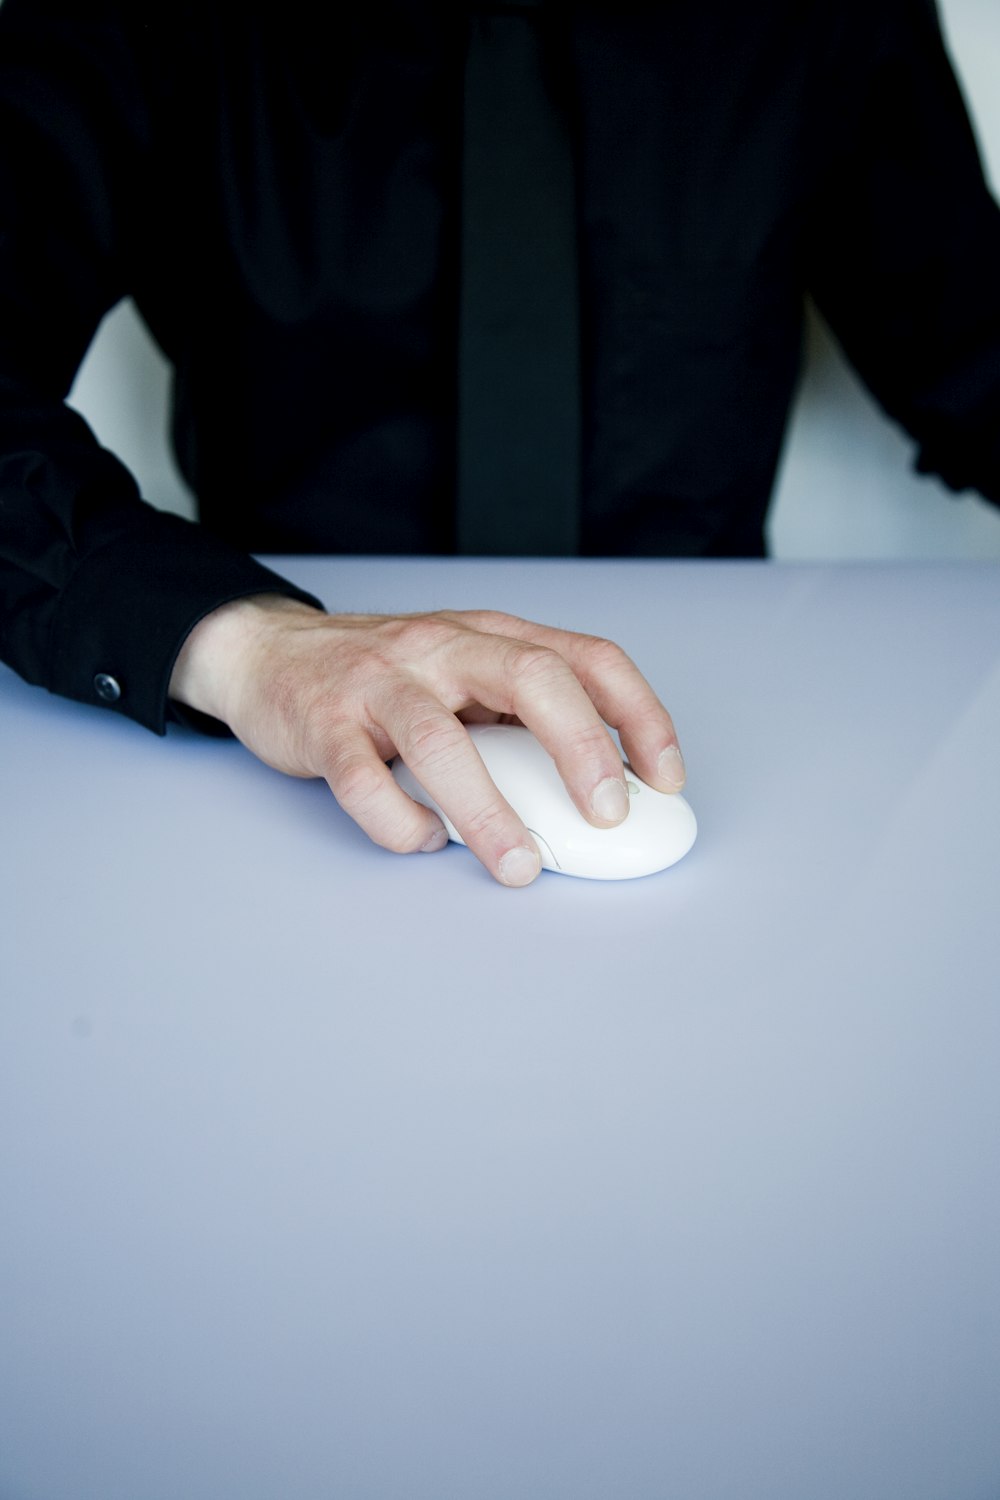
[{"left": 2, "top": 559, "right": 999, "bottom": 1500}]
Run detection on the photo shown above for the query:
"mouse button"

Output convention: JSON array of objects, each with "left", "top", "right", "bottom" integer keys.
[
  {"left": 475, "top": 728, "right": 564, "bottom": 795},
  {"left": 525, "top": 828, "right": 561, "bottom": 872},
  {"left": 561, "top": 794, "right": 697, "bottom": 878},
  {"left": 656, "top": 791, "right": 698, "bottom": 842}
]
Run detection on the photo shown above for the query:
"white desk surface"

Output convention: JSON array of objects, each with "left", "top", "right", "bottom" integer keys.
[{"left": 2, "top": 558, "right": 999, "bottom": 1500}]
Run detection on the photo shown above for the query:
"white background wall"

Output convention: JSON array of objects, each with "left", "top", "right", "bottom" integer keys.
[{"left": 66, "top": 0, "right": 1000, "bottom": 559}]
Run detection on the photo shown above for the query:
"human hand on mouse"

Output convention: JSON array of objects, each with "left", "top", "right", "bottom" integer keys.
[{"left": 169, "top": 594, "right": 686, "bottom": 886}]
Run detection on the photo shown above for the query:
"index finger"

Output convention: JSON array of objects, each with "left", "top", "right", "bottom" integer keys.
[{"left": 379, "top": 683, "right": 543, "bottom": 887}]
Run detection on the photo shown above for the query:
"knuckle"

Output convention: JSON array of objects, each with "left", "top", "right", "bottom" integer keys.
[
  {"left": 370, "top": 816, "right": 431, "bottom": 856},
  {"left": 389, "top": 613, "right": 458, "bottom": 658},
  {"left": 329, "top": 754, "right": 385, "bottom": 816},
  {"left": 505, "top": 641, "right": 567, "bottom": 693},
  {"left": 561, "top": 719, "right": 618, "bottom": 762},
  {"left": 460, "top": 798, "right": 512, "bottom": 846},
  {"left": 401, "top": 711, "right": 466, "bottom": 772},
  {"left": 580, "top": 633, "right": 631, "bottom": 674},
  {"left": 463, "top": 608, "right": 520, "bottom": 635}
]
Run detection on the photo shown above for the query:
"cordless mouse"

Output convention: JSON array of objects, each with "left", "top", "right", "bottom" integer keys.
[{"left": 390, "top": 722, "right": 697, "bottom": 880}]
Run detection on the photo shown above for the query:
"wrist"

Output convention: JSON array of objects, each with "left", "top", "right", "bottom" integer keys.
[{"left": 169, "top": 593, "right": 319, "bottom": 725}]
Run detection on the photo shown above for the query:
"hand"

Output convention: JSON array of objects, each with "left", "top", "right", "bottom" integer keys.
[{"left": 169, "top": 595, "right": 686, "bottom": 886}]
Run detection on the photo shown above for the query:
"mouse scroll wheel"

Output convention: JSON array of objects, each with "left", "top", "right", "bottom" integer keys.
[{"left": 626, "top": 779, "right": 640, "bottom": 797}]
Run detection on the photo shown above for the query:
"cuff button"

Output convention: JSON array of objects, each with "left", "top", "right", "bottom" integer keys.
[{"left": 93, "top": 673, "right": 122, "bottom": 703}]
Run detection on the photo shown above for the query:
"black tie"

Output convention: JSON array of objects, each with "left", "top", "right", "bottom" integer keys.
[{"left": 456, "top": 1, "right": 582, "bottom": 556}]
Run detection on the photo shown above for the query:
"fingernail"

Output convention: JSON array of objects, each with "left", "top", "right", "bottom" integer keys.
[
  {"left": 499, "top": 845, "right": 542, "bottom": 887},
  {"left": 657, "top": 744, "right": 686, "bottom": 790},
  {"left": 591, "top": 776, "right": 630, "bottom": 823},
  {"left": 421, "top": 826, "right": 449, "bottom": 853}
]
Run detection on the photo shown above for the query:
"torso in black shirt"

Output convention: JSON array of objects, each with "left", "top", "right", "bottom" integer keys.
[{"left": 2, "top": 1, "right": 1000, "bottom": 724}]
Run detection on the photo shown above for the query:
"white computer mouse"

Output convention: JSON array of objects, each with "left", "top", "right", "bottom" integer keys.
[{"left": 390, "top": 722, "right": 697, "bottom": 880}]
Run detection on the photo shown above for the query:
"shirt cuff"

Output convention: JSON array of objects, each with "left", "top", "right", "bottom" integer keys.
[{"left": 46, "top": 509, "right": 324, "bottom": 734}]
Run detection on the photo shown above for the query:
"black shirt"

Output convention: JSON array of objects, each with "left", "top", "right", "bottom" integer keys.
[{"left": 2, "top": 1, "right": 999, "bottom": 731}]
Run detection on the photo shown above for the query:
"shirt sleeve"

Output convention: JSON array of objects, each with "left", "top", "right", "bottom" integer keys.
[
  {"left": 0, "top": 0, "right": 323, "bottom": 735},
  {"left": 805, "top": 0, "right": 1000, "bottom": 507}
]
